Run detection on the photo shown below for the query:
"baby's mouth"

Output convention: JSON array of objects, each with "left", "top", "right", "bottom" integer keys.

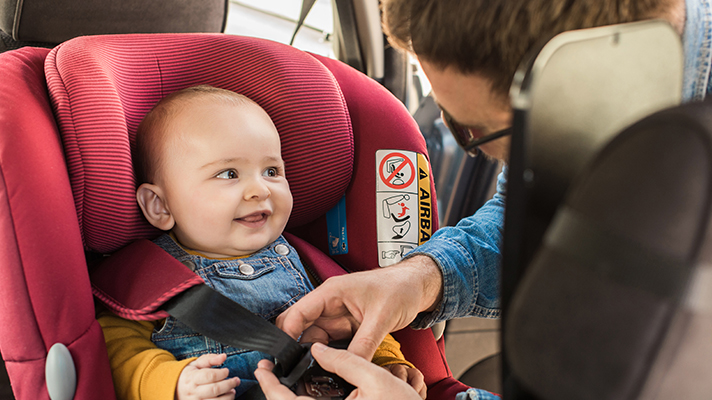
[{"left": 234, "top": 211, "right": 271, "bottom": 225}]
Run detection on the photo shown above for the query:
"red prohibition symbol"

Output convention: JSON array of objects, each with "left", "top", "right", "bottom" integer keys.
[{"left": 379, "top": 152, "right": 415, "bottom": 189}]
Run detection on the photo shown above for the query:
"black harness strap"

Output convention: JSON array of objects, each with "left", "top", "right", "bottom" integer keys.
[
  {"left": 162, "top": 284, "right": 308, "bottom": 375},
  {"left": 92, "top": 239, "right": 311, "bottom": 379}
]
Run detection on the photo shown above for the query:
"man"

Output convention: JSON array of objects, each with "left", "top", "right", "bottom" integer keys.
[{"left": 255, "top": 0, "right": 709, "bottom": 398}]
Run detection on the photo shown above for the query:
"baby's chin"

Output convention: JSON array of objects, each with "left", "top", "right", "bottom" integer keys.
[
  {"left": 216, "top": 243, "right": 274, "bottom": 258},
  {"left": 194, "top": 245, "right": 257, "bottom": 259},
  {"left": 208, "top": 232, "right": 284, "bottom": 258}
]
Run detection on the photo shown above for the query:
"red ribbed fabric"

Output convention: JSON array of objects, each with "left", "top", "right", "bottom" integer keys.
[
  {"left": 0, "top": 46, "right": 116, "bottom": 399},
  {"left": 44, "top": 33, "right": 354, "bottom": 253}
]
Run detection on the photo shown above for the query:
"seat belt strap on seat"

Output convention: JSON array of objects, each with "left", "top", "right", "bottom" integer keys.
[
  {"left": 333, "top": 0, "right": 364, "bottom": 72},
  {"left": 162, "top": 284, "right": 307, "bottom": 375},
  {"left": 290, "top": 0, "right": 317, "bottom": 45},
  {"left": 91, "top": 238, "right": 314, "bottom": 377}
]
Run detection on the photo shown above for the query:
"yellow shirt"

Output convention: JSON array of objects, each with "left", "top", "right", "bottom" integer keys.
[{"left": 98, "top": 310, "right": 413, "bottom": 400}]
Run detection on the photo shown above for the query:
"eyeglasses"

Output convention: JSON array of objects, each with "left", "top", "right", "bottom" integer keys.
[{"left": 440, "top": 108, "right": 512, "bottom": 155}]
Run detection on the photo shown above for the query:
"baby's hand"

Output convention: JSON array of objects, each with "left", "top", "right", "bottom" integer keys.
[
  {"left": 386, "top": 364, "right": 427, "bottom": 399},
  {"left": 177, "top": 353, "right": 239, "bottom": 400}
]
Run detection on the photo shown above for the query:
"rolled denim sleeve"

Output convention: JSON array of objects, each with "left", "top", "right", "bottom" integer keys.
[
  {"left": 406, "top": 166, "right": 506, "bottom": 328},
  {"left": 456, "top": 388, "right": 502, "bottom": 399}
]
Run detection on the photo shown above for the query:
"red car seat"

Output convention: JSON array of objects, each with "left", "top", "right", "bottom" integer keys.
[{"left": 0, "top": 34, "right": 473, "bottom": 399}]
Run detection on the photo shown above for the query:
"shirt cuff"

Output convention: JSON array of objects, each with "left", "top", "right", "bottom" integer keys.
[{"left": 456, "top": 388, "right": 502, "bottom": 399}]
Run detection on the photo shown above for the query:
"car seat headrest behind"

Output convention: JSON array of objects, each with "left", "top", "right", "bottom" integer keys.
[
  {"left": 44, "top": 34, "right": 354, "bottom": 254},
  {"left": 0, "top": 0, "right": 227, "bottom": 45},
  {"left": 505, "top": 100, "right": 712, "bottom": 399}
]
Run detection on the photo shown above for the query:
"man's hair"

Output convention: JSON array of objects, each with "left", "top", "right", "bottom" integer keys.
[
  {"left": 382, "top": 0, "right": 676, "bottom": 98},
  {"left": 133, "top": 85, "right": 257, "bottom": 185}
]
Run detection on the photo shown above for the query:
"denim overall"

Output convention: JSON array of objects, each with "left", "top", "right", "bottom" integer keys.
[{"left": 151, "top": 234, "right": 315, "bottom": 399}]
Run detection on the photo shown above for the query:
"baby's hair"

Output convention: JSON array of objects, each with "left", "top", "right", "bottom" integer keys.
[{"left": 133, "top": 85, "right": 258, "bottom": 185}]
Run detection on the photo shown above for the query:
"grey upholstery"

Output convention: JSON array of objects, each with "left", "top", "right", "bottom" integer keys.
[
  {"left": 506, "top": 99, "right": 712, "bottom": 399},
  {"left": 0, "top": 0, "right": 227, "bottom": 51}
]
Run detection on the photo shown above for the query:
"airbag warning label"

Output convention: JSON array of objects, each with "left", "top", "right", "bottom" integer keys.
[{"left": 376, "top": 150, "right": 432, "bottom": 267}]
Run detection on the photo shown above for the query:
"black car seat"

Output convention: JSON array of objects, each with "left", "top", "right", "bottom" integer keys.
[
  {"left": 503, "top": 19, "right": 712, "bottom": 399},
  {"left": 506, "top": 94, "right": 712, "bottom": 400},
  {"left": 0, "top": 0, "right": 227, "bottom": 52}
]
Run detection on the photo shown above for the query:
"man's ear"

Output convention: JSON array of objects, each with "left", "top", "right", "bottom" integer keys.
[{"left": 136, "top": 183, "right": 175, "bottom": 231}]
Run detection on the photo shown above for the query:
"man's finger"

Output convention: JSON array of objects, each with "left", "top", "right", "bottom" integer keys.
[
  {"left": 276, "top": 295, "right": 325, "bottom": 340},
  {"left": 310, "top": 343, "right": 387, "bottom": 386},
  {"left": 297, "top": 325, "right": 330, "bottom": 345},
  {"left": 346, "top": 315, "right": 391, "bottom": 360},
  {"left": 254, "top": 360, "right": 298, "bottom": 400}
]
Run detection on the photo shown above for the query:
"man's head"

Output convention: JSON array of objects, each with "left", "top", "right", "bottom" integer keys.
[
  {"left": 382, "top": 0, "right": 682, "bottom": 159},
  {"left": 134, "top": 85, "right": 293, "bottom": 258}
]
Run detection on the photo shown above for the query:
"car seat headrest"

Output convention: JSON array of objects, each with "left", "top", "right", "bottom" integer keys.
[
  {"left": 505, "top": 100, "right": 712, "bottom": 399},
  {"left": 44, "top": 34, "right": 354, "bottom": 254},
  {"left": 0, "top": 0, "right": 226, "bottom": 44}
]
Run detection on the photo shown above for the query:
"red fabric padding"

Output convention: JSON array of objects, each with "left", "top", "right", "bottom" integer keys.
[
  {"left": 288, "top": 53, "right": 440, "bottom": 273},
  {"left": 0, "top": 47, "right": 115, "bottom": 399},
  {"left": 284, "top": 232, "right": 349, "bottom": 282},
  {"left": 3, "top": 32, "right": 461, "bottom": 399},
  {"left": 44, "top": 34, "right": 354, "bottom": 254},
  {"left": 91, "top": 239, "right": 205, "bottom": 320},
  {"left": 301, "top": 54, "right": 467, "bottom": 398}
]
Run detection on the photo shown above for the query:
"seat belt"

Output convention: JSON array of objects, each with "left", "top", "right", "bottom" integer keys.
[
  {"left": 91, "top": 237, "right": 350, "bottom": 389},
  {"left": 162, "top": 284, "right": 309, "bottom": 383},
  {"left": 290, "top": 0, "right": 317, "bottom": 46},
  {"left": 333, "top": 0, "right": 364, "bottom": 72}
]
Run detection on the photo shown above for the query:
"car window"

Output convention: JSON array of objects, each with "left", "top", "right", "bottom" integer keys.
[
  {"left": 224, "top": 0, "right": 492, "bottom": 229},
  {"left": 225, "top": 0, "right": 334, "bottom": 57}
]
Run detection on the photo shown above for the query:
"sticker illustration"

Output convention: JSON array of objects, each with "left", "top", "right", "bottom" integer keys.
[{"left": 376, "top": 150, "right": 433, "bottom": 267}]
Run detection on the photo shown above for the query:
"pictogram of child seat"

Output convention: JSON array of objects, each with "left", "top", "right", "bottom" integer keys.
[{"left": 0, "top": 34, "right": 477, "bottom": 399}]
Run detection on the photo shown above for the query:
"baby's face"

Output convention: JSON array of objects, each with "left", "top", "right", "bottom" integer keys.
[{"left": 157, "top": 100, "right": 292, "bottom": 258}]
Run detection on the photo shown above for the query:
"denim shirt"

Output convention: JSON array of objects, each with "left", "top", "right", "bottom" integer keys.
[
  {"left": 414, "top": 2, "right": 712, "bottom": 398},
  {"left": 150, "top": 234, "right": 314, "bottom": 398},
  {"left": 412, "top": 0, "right": 712, "bottom": 333},
  {"left": 683, "top": 0, "right": 712, "bottom": 102},
  {"left": 407, "top": 166, "right": 507, "bottom": 329},
  {"left": 407, "top": 168, "right": 506, "bottom": 400}
]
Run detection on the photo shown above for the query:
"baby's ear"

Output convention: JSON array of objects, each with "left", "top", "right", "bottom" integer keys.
[{"left": 136, "top": 183, "right": 175, "bottom": 231}]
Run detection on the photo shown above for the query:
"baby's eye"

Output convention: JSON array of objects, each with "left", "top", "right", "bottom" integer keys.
[
  {"left": 216, "top": 169, "right": 238, "bottom": 179},
  {"left": 264, "top": 167, "right": 279, "bottom": 177}
]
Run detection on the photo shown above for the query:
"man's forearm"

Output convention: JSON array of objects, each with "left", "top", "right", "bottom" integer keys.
[{"left": 393, "top": 254, "right": 444, "bottom": 314}]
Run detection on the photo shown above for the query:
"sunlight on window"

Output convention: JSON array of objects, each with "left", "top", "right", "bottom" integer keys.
[{"left": 224, "top": 0, "right": 334, "bottom": 57}]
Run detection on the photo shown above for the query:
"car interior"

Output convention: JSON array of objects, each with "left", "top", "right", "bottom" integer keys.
[
  {"left": 0, "top": 1, "right": 480, "bottom": 399},
  {"left": 3, "top": 1, "right": 712, "bottom": 400}
]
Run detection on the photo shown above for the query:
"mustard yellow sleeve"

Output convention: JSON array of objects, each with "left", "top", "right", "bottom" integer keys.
[
  {"left": 371, "top": 333, "right": 415, "bottom": 368},
  {"left": 97, "top": 311, "right": 196, "bottom": 400}
]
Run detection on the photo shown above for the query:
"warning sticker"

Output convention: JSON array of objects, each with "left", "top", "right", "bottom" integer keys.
[{"left": 376, "top": 150, "right": 433, "bottom": 267}]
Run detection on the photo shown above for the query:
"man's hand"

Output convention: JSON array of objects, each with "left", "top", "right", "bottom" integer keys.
[
  {"left": 254, "top": 343, "right": 423, "bottom": 400},
  {"left": 176, "top": 353, "right": 239, "bottom": 400},
  {"left": 276, "top": 255, "right": 443, "bottom": 360},
  {"left": 385, "top": 364, "right": 427, "bottom": 399}
]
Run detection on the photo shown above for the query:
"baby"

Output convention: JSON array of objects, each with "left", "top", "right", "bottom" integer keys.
[{"left": 98, "top": 85, "right": 425, "bottom": 400}]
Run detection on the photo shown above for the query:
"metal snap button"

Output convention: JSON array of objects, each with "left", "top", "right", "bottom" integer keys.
[
  {"left": 239, "top": 263, "right": 255, "bottom": 275},
  {"left": 181, "top": 260, "right": 196, "bottom": 271},
  {"left": 274, "top": 244, "right": 290, "bottom": 255}
]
